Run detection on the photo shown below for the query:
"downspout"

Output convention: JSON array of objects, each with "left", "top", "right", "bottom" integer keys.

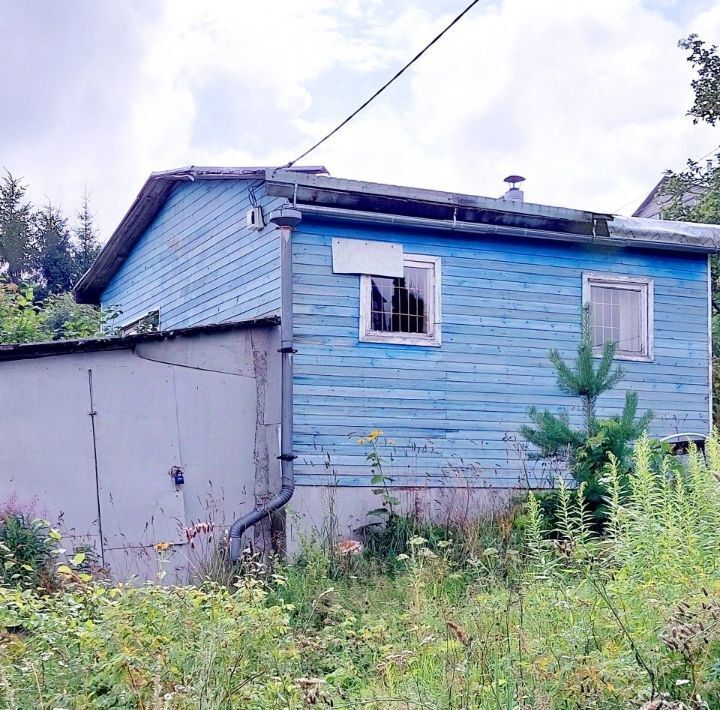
[{"left": 229, "top": 206, "right": 302, "bottom": 561}]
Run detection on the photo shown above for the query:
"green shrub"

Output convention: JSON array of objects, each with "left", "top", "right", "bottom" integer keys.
[
  {"left": 0, "top": 581, "right": 303, "bottom": 708},
  {"left": 0, "top": 282, "right": 113, "bottom": 345},
  {"left": 0, "top": 511, "right": 57, "bottom": 590},
  {"left": 39, "top": 291, "right": 104, "bottom": 340}
]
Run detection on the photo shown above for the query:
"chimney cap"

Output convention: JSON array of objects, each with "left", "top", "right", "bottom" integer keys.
[{"left": 504, "top": 175, "right": 526, "bottom": 186}]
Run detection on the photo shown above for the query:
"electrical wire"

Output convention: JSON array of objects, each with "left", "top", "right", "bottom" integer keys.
[
  {"left": 248, "top": 179, "right": 262, "bottom": 208},
  {"left": 279, "top": 0, "right": 483, "bottom": 171}
]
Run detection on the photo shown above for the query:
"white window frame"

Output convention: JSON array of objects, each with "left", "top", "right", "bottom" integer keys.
[
  {"left": 582, "top": 272, "right": 654, "bottom": 362},
  {"left": 117, "top": 308, "right": 161, "bottom": 336},
  {"left": 360, "top": 254, "right": 441, "bottom": 347}
]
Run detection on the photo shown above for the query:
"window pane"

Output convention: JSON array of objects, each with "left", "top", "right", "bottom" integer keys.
[
  {"left": 370, "top": 276, "right": 393, "bottom": 332},
  {"left": 589, "top": 283, "right": 644, "bottom": 355},
  {"left": 370, "top": 264, "right": 430, "bottom": 335},
  {"left": 618, "top": 289, "right": 641, "bottom": 352}
]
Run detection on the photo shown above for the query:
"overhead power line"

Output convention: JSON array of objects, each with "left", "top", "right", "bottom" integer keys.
[{"left": 280, "top": 0, "right": 483, "bottom": 170}]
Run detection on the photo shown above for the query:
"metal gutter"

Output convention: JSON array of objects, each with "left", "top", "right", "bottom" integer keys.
[
  {"left": 228, "top": 208, "right": 301, "bottom": 560},
  {"left": 299, "top": 204, "right": 720, "bottom": 253},
  {"left": 299, "top": 204, "right": 609, "bottom": 245},
  {"left": 609, "top": 215, "right": 720, "bottom": 253}
]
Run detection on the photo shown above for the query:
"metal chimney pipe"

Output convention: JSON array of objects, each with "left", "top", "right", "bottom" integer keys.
[
  {"left": 503, "top": 175, "right": 526, "bottom": 202},
  {"left": 229, "top": 205, "right": 302, "bottom": 561}
]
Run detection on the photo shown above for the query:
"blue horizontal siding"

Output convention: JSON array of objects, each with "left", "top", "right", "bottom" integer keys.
[
  {"left": 293, "top": 219, "right": 710, "bottom": 487},
  {"left": 101, "top": 180, "right": 285, "bottom": 328}
]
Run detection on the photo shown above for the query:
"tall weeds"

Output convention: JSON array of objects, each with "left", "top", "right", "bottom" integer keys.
[
  {"left": 606, "top": 434, "right": 720, "bottom": 582},
  {"left": 5, "top": 434, "right": 720, "bottom": 707}
]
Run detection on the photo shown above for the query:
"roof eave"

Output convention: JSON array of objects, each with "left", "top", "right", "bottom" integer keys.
[
  {"left": 74, "top": 165, "right": 329, "bottom": 304},
  {"left": 266, "top": 170, "right": 720, "bottom": 252},
  {"left": 264, "top": 168, "right": 609, "bottom": 225},
  {"left": 75, "top": 173, "right": 176, "bottom": 304},
  {"left": 75, "top": 166, "right": 720, "bottom": 307}
]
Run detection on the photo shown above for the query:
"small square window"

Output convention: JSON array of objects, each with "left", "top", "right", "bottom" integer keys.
[
  {"left": 118, "top": 310, "right": 160, "bottom": 336},
  {"left": 360, "top": 255, "right": 441, "bottom": 346},
  {"left": 582, "top": 273, "right": 653, "bottom": 361}
]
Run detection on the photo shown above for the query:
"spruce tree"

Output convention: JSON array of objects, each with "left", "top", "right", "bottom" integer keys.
[
  {"left": 31, "top": 202, "right": 76, "bottom": 296},
  {"left": 0, "top": 170, "right": 33, "bottom": 283},
  {"left": 520, "top": 309, "right": 653, "bottom": 524}
]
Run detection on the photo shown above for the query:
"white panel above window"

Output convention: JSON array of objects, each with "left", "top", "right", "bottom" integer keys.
[{"left": 332, "top": 238, "right": 404, "bottom": 277}]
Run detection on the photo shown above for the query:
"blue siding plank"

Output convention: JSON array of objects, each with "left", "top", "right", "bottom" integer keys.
[
  {"left": 101, "top": 181, "right": 285, "bottom": 328},
  {"left": 106, "top": 206, "right": 281, "bottom": 314},
  {"left": 292, "top": 221, "right": 710, "bottom": 487}
]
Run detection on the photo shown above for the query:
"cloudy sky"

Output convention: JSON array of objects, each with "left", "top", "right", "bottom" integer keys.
[{"left": 1, "top": 0, "right": 719, "bottom": 238}]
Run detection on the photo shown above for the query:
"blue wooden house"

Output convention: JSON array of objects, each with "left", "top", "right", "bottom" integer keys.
[{"left": 75, "top": 166, "right": 717, "bottom": 537}]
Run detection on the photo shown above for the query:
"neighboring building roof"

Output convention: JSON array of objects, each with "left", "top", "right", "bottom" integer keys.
[
  {"left": 0, "top": 317, "right": 279, "bottom": 362},
  {"left": 633, "top": 177, "right": 668, "bottom": 218},
  {"left": 75, "top": 165, "right": 720, "bottom": 304},
  {"left": 634, "top": 160, "right": 716, "bottom": 219}
]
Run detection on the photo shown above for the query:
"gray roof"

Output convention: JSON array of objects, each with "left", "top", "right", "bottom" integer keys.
[
  {"left": 75, "top": 165, "right": 720, "bottom": 304},
  {"left": 264, "top": 168, "right": 608, "bottom": 224},
  {"left": 632, "top": 177, "right": 667, "bottom": 218},
  {"left": 0, "top": 317, "right": 279, "bottom": 362},
  {"left": 610, "top": 215, "right": 720, "bottom": 249}
]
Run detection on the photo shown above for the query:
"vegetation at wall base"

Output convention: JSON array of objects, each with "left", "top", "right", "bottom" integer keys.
[{"left": 3, "top": 435, "right": 720, "bottom": 707}]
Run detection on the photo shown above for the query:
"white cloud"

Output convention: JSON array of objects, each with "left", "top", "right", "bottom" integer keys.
[
  {"left": 1, "top": 0, "right": 718, "bottom": 240},
  {"left": 304, "top": 0, "right": 720, "bottom": 213}
]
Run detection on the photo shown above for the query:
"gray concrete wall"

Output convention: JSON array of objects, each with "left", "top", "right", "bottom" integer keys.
[{"left": 0, "top": 325, "right": 280, "bottom": 581}]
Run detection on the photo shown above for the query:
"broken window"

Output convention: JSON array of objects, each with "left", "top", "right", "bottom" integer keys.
[
  {"left": 119, "top": 310, "right": 160, "bottom": 336},
  {"left": 360, "top": 255, "right": 441, "bottom": 346}
]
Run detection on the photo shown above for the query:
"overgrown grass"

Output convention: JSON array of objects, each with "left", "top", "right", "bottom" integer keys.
[{"left": 4, "top": 435, "right": 720, "bottom": 708}]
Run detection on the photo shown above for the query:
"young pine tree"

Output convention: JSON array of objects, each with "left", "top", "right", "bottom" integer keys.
[{"left": 520, "top": 308, "right": 653, "bottom": 525}]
